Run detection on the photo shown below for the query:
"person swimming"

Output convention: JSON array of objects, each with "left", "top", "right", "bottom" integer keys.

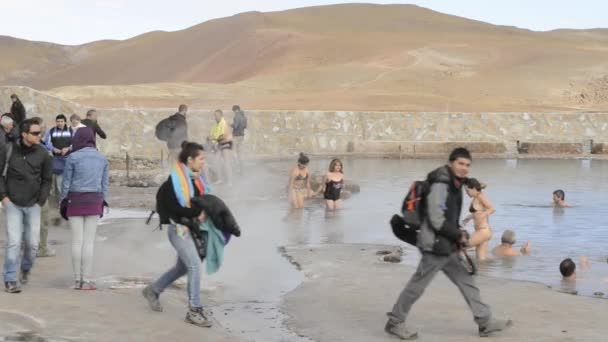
[
  {"left": 316, "top": 158, "right": 345, "bottom": 210},
  {"left": 560, "top": 258, "right": 577, "bottom": 282},
  {"left": 492, "top": 230, "right": 531, "bottom": 257},
  {"left": 462, "top": 178, "right": 495, "bottom": 261},
  {"left": 289, "top": 153, "right": 312, "bottom": 209},
  {"left": 553, "top": 189, "right": 572, "bottom": 208}
]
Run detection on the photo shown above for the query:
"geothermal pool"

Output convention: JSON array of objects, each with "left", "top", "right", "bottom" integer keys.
[
  {"left": 296, "top": 158, "right": 608, "bottom": 297},
  {"left": 106, "top": 157, "right": 608, "bottom": 298},
  {"left": 211, "top": 157, "right": 608, "bottom": 298}
]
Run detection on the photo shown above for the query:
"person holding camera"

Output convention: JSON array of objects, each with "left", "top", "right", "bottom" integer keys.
[{"left": 385, "top": 148, "right": 512, "bottom": 340}]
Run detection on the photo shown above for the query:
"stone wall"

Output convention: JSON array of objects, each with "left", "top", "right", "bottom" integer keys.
[{"left": 1, "top": 86, "right": 607, "bottom": 160}]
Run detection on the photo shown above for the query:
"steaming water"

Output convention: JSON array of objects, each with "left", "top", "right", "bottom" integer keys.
[
  {"left": 98, "top": 157, "right": 608, "bottom": 340},
  {"left": 108, "top": 158, "right": 608, "bottom": 299},
  {"left": 269, "top": 157, "right": 608, "bottom": 298}
]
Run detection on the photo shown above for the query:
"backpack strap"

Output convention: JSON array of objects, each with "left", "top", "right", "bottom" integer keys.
[
  {"left": 146, "top": 210, "right": 162, "bottom": 231},
  {"left": 2, "top": 143, "right": 13, "bottom": 178}
]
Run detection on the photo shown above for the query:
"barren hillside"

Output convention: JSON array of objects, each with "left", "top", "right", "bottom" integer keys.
[{"left": 2, "top": 4, "right": 608, "bottom": 111}]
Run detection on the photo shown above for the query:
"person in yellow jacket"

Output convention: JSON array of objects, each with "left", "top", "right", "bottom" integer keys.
[{"left": 207, "top": 110, "right": 233, "bottom": 185}]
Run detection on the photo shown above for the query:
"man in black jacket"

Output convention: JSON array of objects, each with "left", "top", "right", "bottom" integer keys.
[
  {"left": 385, "top": 148, "right": 511, "bottom": 340},
  {"left": 0, "top": 118, "right": 53, "bottom": 293},
  {"left": 82, "top": 109, "right": 107, "bottom": 140},
  {"left": 9, "top": 94, "right": 26, "bottom": 125}
]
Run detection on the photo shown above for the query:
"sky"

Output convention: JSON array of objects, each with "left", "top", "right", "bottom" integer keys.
[{"left": 0, "top": 0, "right": 606, "bottom": 45}]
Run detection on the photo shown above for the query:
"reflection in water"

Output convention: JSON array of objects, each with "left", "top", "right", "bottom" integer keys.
[
  {"left": 284, "top": 209, "right": 311, "bottom": 245},
  {"left": 283, "top": 205, "right": 345, "bottom": 245},
  {"left": 552, "top": 207, "right": 565, "bottom": 223},
  {"left": 322, "top": 210, "right": 344, "bottom": 244}
]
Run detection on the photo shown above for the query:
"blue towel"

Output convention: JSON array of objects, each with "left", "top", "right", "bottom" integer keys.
[{"left": 200, "top": 220, "right": 226, "bottom": 274}]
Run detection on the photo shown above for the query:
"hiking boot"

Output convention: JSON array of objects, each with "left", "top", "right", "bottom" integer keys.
[
  {"left": 385, "top": 320, "right": 418, "bottom": 340},
  {"left": 37, "top": 247, "right": 56, "bottom": 258},
  {"left": 19, "top": 270, "right": 30, "bottom": 285},
  {"left": 479, "top": 319, "right": 513, "bottom": 337},
  {"left": 5, "top": 281, "right": 22, "bottom": 294},
  {"left": 80, "top": 281, "right": 97, "bottom": 291},
  {"left": 142, "top": 285, "right": 163, "bottom": 312},
  {"left": 185, "top": 307, "right": 213, "bottom": 328}
]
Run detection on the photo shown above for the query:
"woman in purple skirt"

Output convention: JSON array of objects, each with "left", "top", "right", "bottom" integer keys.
[{"left": 60, "top": 127, "right": 109, "bottom": 290}]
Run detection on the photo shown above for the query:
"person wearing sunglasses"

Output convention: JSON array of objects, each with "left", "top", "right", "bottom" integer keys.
[{"left": 0, "top": 118, "right": 53, "bottom": 294}]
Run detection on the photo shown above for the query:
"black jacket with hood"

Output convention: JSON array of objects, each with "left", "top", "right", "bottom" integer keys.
[
  {"left": 10, "top": 101, "right": 26, "bottom": 125},
  {"left": 0, "top": 141, "right": 53, "bottom": 207}
]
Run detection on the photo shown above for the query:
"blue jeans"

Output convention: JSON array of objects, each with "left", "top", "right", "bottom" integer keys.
[
  {"left": 3, "top": 202, "right": 41, "bottom": 283},
  {"left": 151, "top": 224, "right": 202, "bottom": 308}
]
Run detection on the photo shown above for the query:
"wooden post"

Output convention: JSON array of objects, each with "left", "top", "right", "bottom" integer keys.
[
  {"left": 126, "top": 152, "right": 130, "bottom": 181},
  {"left": 160, "top": 149, "right": 164, "bottom": 170}
]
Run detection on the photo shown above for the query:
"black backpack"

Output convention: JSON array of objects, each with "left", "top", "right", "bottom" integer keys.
[
  {"left": 390, "top": 180, "right": 429, "bottom": 246},
  {"left": 155, "top": 116, "right": 177, "bottom": 141}
]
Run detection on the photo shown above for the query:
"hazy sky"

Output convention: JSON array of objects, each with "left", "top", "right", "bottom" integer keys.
[{"left": 1, "top": 0, "right": 606, "bottom": 45}]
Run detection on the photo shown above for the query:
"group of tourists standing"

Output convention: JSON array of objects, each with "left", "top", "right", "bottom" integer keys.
[
  {"left": 156, "top": 104, "right": 247, "bottom": 186},
  {"left": 2, "top": 94, "right": 109, "bottom": 293}
]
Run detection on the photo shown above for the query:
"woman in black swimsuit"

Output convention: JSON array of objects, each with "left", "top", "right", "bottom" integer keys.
[{"left": 317, "top": 158, "right": 344, "bottom": 210}]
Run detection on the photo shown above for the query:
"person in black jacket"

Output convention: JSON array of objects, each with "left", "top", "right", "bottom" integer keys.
[
  {"left": 0, "top": 118, "right": 53, "bottom": 293},
  {"left": 385, "top": 148, "right": 512, "bottom": 340},
  {"left": 9, "top": 94, "right": 26, "bottom": 125},
  {"left": 142, "top": 141, "right": 213, "bottom": 328},
  {"left": 81, "top": 109, "right": 107, "bottom": 140}
]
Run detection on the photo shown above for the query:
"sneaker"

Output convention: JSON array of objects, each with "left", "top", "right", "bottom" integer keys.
[
  {"left": 80, "top": 281, "right": 97, "bottom": 291},
  {"left": 19, "top": 271, "right": 30, "bottom": 285},
  {"left": 4, "top": 281, "right": 22, "bottom": 294},
  {"left": 384, "top": 320, "right": 418, "bottom": 340},
  {"left": 74, "top": 280, "right": 82, "bottom": 290},
  {"left": 479, "top": 319, "right": 513, "bottom": 337},
  {"left": 37, "top": 247, "right": 57, "bottom": 258},
  {"left": 185, "top": 307, "right": 213, "bottom": 328},
  {"left": 142, "top": 285, "right": 163, "bottom": 312}
]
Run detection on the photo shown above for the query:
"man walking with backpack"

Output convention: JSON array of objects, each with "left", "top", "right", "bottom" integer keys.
[
  {"left": 155, "top": 104, "right": 188, "bottom": 166},
  {"left": 0, "top": 118, "right": 53, "bottom": 293},
  {"left": 385, "top": 148, "right": 511, "bottom": 340}
]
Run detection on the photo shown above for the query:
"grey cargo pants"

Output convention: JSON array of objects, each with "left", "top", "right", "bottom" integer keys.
[{"left": 388, "top": 252, "right": 491, "bottom": 326}]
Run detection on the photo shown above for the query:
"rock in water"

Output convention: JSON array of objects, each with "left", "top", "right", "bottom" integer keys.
[{"left": 383, "top": 254, "right": 402, "bottom": 263}]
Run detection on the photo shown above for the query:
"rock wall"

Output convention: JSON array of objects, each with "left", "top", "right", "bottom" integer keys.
[{"left": 2, "top": 86, "right": 607, "bottom": 160}]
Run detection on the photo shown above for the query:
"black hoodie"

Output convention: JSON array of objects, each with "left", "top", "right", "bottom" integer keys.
[{"left": 0, "top": 141, "right": 53, "bottom": 207}]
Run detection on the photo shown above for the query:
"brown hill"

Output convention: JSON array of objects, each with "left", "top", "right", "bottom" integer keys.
[{"left": 2, "top": 3, "right": 608, "bottom": 111}]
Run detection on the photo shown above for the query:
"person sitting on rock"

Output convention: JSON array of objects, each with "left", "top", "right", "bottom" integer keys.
[{"left": 492, "top": 230, "right": 531, "bottom": 257}]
